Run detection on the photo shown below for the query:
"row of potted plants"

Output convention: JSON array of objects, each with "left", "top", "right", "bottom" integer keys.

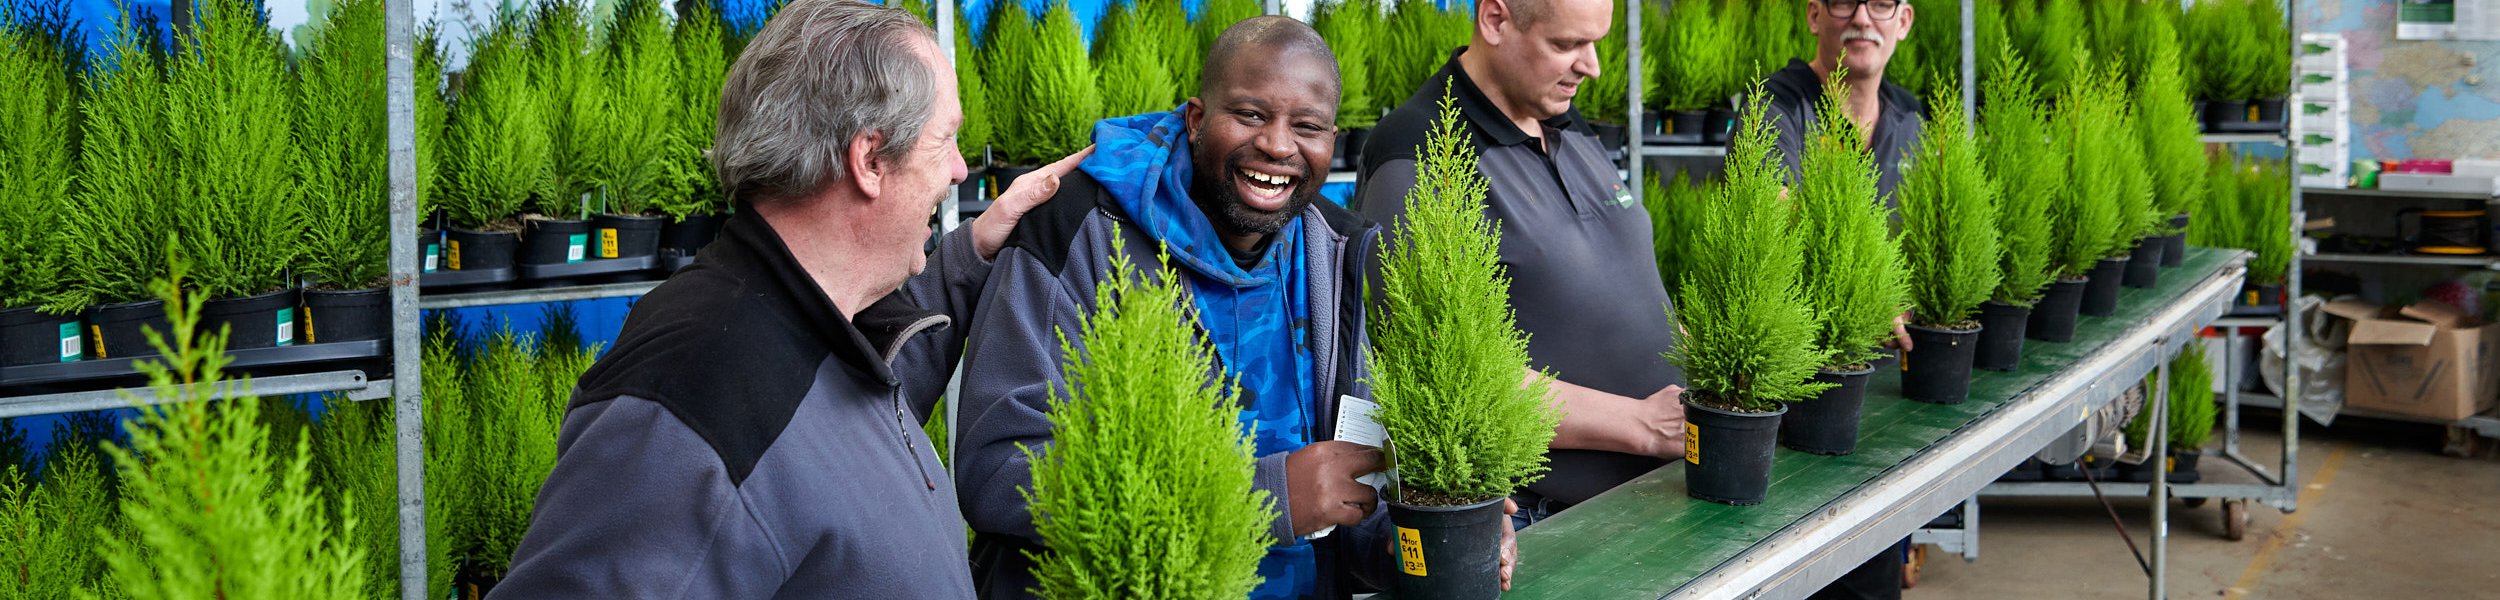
[
  {"left": 2194, "top": 155, "right": 2296, "bottom": 315},
  {"left": 0, "top": 0, "right": 409, "bottom": 381}
]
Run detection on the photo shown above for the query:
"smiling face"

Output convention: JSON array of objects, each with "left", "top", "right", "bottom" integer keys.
[
  {"left": 1184, "top": 44, "right": 1340, "bottom": 244},
  {"left": 1809, "top": 0, "right": 1916, "bottom": 79},
  {"left": 1479, "top": 0, "right": 1610, "bottom": 121},
  {"left": 879, "top": 37, "right": 968, "bottom": 277}
]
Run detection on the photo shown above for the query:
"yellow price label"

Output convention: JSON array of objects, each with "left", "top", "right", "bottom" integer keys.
[
  {"left": 1397, "top": 527, "right": 1428, "bottom": 576},
  {"left": 599, "top": 228, "right": 620, "bottom": 258},
  {"left": 447, "top": 240, "right": 464, "bottom": 271},
  {"left": 1685, "top": 422, "right": 1700, "bottom": 464},
  {"left": 89, "top": 325, "right": 107, "bottom": 359}
]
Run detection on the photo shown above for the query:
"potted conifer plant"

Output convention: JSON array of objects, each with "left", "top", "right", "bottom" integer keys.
[
  {"left": 2111, "top": 108, "right": 2164, "bottom": 292},
  {"left": 2050, "top": 65, "right": 2133, "bottom": 324},
  {"left": 1896, "top": 83, "right": 2002, "bottom": 405},
  {"left": 1788, "top": 75, "right": 1908, "bottom": 454},
  {"left": 987, "top": 3, "right": 1098, "bottom": 196},
  {"left": 2162, "top": 342, "right": 2216, "bottom": 482},
  {"left": 1571, "top": 0, "right": 1629, "bottom": 152},
  {"left": 2135, "top": 29, "right": 2206, "bottom": 270},
  {"left": 654, "top": 1, "right": 730, "bottom": 269},
  {"left": 1023, "top": 252, "right": 1274, "bottom": 598},
  {"left": 1095, "top": 2, "right": 1177, "bottom": 122},
  {"left": 2031, "top": 0, "right": 2085, "bottom": 98},
  {"left": 578, "top": 0, "right": 677, "bottom": 270},
  {"left": 416, "top": 24, "right": 450, "bottom": 276},
  {"left": 2186, "top": 0, "right": 2257, "bottom": 131},
  {"left": 171, "top": 0, "right": 304, "bottom": 352},
  {"left": 1651, "top": 0, "right": 1722, "bottom": 145},
  {"left": 439, "top": 17, "right": 552, "bottom": 285},
  {"left": 1642, "top": 171, "right": 1703, "bottom": 297},
  {"left": 0, "top": 13, "right": 83, "bottom": 367},
  {"left": 951, "top": 16, "right": 992, "bottom": 205},
  {"left": 294, "top": 0, "right": 393, "bottom": 344},
  {"left": 56, "top": 22, "right": 175, "bottom": 360},
  {"left": 1668, "top": 88, "right": 1829, "bottom": 505},
  {"left": 1369, "top": 95, "right": 1561, "bottom": 599},
  {"left": 2240, "top": 159, "right": 2293, "bottom": 311},
  {"left": 519, "top": 0, "right": 602, "bottom": 272},
  {"left": 1317, "top": 0, "right": 1381, "bottom": 170},
  {"left": 1976, "top": 46, "right": 2057, "bottom": 371},
  {"left": 2245, "top": 0, "right": 2291, "bottom": 131}
]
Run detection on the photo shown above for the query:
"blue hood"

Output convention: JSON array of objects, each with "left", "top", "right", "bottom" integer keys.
[{"left": 1079, "top": 109, "right": 1289, "bottom": 287}]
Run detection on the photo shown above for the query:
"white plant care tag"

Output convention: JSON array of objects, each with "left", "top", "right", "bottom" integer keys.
[
  {"left": 1309, "top": 394, "right": 1391, "bottom": 541},
  {"left": 275, "top": 308, "right": 295, "bottom": 346}
]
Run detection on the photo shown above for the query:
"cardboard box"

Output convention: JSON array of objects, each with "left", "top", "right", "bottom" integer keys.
[{"left": 2326, "top": 299, "right": 2500, "bottom": 422}]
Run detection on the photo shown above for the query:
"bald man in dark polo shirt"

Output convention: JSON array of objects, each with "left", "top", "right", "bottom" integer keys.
[{"left": 1353, "top": 0, "right": 1688, "bottom": 531}]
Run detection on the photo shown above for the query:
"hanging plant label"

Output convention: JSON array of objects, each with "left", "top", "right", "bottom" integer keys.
[
  {"left": 276, "top": 308, "right": 295, "bottom": 346},
  {"left": 599, "top": 228, "right": 620, "bottom": 258},
  {"left": 58, "top": 323, "right": 80, "bottom": 362},
  {"left": 1397, "top": 527, "right": 1429, "bottom": 576},
  {"left": 567, "top": 234, "right": 588, "bottom": 263}
]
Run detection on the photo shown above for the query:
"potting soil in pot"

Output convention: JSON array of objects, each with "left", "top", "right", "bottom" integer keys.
[
  {"left": 1780, "top": 366, "right": 1873, "bottom": 455},
  {"left": 1388, "top": 496, "right": 1507, "bottom": 600},
  {"left": 2027, "top": 278, "right": 2088, "bottom": 343},
  {"left": 2123, "top": 238, "right": 2164, "bottom": 288},
  {"left": 0, "top": 307, "right": 82, "bottom": 366},
  {"left": 303, "top": 288, "right": 390, "bottom": 344},
  {"left": 591, "top": 214, "right": 665, "bottom": 259},
  {"left": 1682, "top": 396, "right": 1785, "bottom": 505},
  {"left": 2080, "top": 257, "right": 2128, "bottom": 316},
  {"left": 1903, "top": 324, "right": 1981, "bottom": 404},
  {"left": 202, "top": 288, "right": 300, "bottom": 350},
  {"left": 85, "top": 300, "right": 169, "bottom": 360},
  {"left": 1974, "top": 301, "right": 2030, "bottom": 372}
]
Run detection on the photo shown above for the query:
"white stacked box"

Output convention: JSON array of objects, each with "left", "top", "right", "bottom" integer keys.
[{"left": 2296, "top": 33, "right": 2351, "bottom": 188}]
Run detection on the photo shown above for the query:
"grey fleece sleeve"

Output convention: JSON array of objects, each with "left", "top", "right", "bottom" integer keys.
[
  {"left": 955, "top": 244, "right": 1302, "bottom": 545},
  {"left": 491, "top": 397, "right": 785, "bottom": 599},
  {"left": 889, "top": 225, "right": 995, "bottom": 422}
]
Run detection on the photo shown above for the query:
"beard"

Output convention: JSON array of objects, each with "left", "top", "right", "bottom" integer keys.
[{"left": 1190, "top": 147, "right": 1322, "bottom": 238}]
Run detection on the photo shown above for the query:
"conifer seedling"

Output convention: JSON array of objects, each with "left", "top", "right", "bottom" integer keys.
[
  {"left": 169, "top": 0, "right": 303, "bottom": 299},
  {"left": 1898, "top": 83, "right": 2003, "bottom": 328},
  {"left": 50, "top": 18, "right": 174, "bottom": 312},
  {"left": 296, "top": 0, "right": 391, "bottom": 290},
  {"left": 1019, "top": 3, "right": 1101, "bottom": 164},
  {"left": 446, "top": 17, "right": 555, "bottom": 231},
  {"left": 1798, "top": 68, "right": 1910, "bottom": 366},
  {"left": 0, "top": 10, "right": 78, "bottom": 311},
  {"left": 1317, "top": 0, "right": 1383, "bottom": 129},
  {"left": 2051, "top": 63, "right": 2126, "bottom": 278},
  {"left": 1980, "top": 45, "right": 2058, "bottom": 306},
  {"left": 1667, "top": 85, "right": 1832, "bottom": 413}
]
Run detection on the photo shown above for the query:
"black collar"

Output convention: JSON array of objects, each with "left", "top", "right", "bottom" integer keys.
[
  {"left": 712, "top": 204, "right": 948, "bottom": 385},
  {"left": 1433, "top": 48, "right": 1592, "bottom": 149}
]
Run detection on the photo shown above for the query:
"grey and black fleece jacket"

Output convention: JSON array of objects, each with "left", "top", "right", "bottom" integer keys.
[
  {"left": 490, "top": 207, "right": 988, "bottom": 599},
  {"left": 954, "top": 171, "right": 1397, "bottom": 599}
]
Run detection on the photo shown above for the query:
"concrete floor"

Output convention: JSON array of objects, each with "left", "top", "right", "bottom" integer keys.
[{"left": 1910, "top": 412, "right": 2500, "bottom": 600}]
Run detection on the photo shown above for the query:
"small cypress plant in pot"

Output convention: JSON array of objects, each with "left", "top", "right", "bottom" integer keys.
[
  {"left": 2134, "top": 27, "right": 2205, "bottom": 270},
  {"left": 519, "top": 0, "right": 601, "bottom": 268},
  {"left": 1317, "top": 0, "right": 1382, "bottom": 170},
  {"left": 2240, "top": 159, "right": 2293, "bottom": 306},
  {"left": 294, "top": 0, "right": 393, "bottom": 344},
  {"left": 2184, "top": 0, "right": 2257, "bottom": 130},
  {"left": 442, "top": 16, "right": 552, "bottom": 274},
  {"left": 2110, "top": 103, "right": 2165, "bottom": 291},
  {"left": 57, "top": 19, "right": 178, "bottom": 360},
  {"left": 1368, "top": 94, "right": 1561, "bottom": 598},
  {"left": 2244, "top": 0, "right": 2291, "bottom": 128},
  {"left": 1569, "top": 0, "right": 1627, "bottom": 148},
  {"left": 1667, "top": 88, "right": 1831, "bottom": 505},
  {"left": 1787, "top": 71, "right": 1909, "bottom": 454},
  {"left": 0, "top": 12, "right": 85, "bottom": 366},
  {"left": 2047, "top": 62, "right": 2130, "bottom": 327},
  {"left": 1021, "top": 251, "right": 1275, "bottom": 598},
  {"left": 1094, "top": 1, "right": 1178, "bottom": 122},
  {"left": 1896, "top": 82, "right": 2003, "bottom": 406},
  {"left": 1650, "top": 0, "right": 1720, "bottom": 143},
  {"left": 170, "top": 0, "right": 304, "bottom": 351},
  {"left": 579, "top": 0, "right": 678, "bottom": 264},
  {"left": 989, "top": 2, "right": 1098, "bottom": 195},
  {"left": 1642, "top": 171, "right": 1705, "bottom": 298},
  {"left": 1977, "top": 45, "right": 2059, "bottom": 370},
  {"left": 654, "top": 0, "right": 731, "bottom": 266}
]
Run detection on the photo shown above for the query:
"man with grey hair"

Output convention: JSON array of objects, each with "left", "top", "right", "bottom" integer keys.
[{"left": 488, "top": 0, "right": 1085, "bottom": 597}]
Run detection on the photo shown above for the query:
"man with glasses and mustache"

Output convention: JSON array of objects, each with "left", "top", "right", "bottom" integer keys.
[
  {"left": 1767, "top": 2, "right": 1925, "bottom": 598},
  {"left": 954, "top": 16, "right": 1517, "bottom": 600}
]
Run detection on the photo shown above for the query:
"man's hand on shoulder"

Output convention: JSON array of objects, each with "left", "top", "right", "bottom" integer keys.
[{"left": 970, "top": 146, "right": 1094, "bottom": 260}]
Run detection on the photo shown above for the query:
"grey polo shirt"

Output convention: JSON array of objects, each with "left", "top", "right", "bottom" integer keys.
[
  {"left": 1761, "top": 58, "right": 1927, "bottom": 203},
  {"left": 1352, "top": 51, "right": 1685, "bottom": 506}
]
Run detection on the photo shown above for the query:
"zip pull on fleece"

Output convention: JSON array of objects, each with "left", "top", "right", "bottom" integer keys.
[{"left": 896, "top": 392, "right": 937, "bottom": 490}]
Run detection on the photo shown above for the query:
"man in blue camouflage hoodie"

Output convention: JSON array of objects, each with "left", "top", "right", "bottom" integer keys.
[{"left": 956, "top": 16, "right": 1515, "bottom": 600}]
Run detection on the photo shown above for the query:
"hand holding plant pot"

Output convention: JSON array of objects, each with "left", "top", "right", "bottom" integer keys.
[
  {"left": 1022, "top": 251, "right": 1275, "bottom": 598},
  {"left": 1979, "top": 46, "right": 2059, "bottom": 367},
  {"left": 1789, "top": 69, "right": 1909, "bottom": 455},
  {"left": 1368, "top": 94, "right": 1560, "bottom": 598},
  {"left": 1665, "top": 87, "right": 1831, "bottom": 505},
  {"left": 1897, "top": 83, "right": 2004, "bottom": 405}
]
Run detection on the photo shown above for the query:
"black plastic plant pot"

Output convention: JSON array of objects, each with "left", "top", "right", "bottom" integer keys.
[
  {"left": 1703, "top": 107, "right": 1737, "bottom": 144},
  {"left": 1387, "top": 495, "right": 1506, "bottom": 600},
  {"left": 302, "top": 288, "right": 389, "bottom": 344},
  {"left": 203, "top": 287, "right": 300, "bottom": 350},
  {"left": 2170, "top": 449, "right": 2204, "bottom": 483},
  {"left": 987, "top": 165, "right": 1039, "bottom": 199},
  {"left": 2028, "top": 278, "right": 2087, "bottom": 343},
  {"left": 2123, "top": 237, "right": 2165, "bottom": 289},
  {"left": 520, "top": 218, "right": 593, "bottom": 265},
  {"left": 1902, "top": 324, "right": 1981, "bottom": 405},
  {"left": 444, "top": 227, "right": 519, "bottom": 272},
  {"left": 660, "top": 213, "right": 724, "bottom": 255},
  {"left": 1329, "top": 128, "right": 1370, "bottom": 172},
  {"left": 2201, "top": 99, "right": 2249, "bottom": 131},
  {"left": 1780, "top": 366, "right": 1873, "bottom": 455},
  {"left": 1682, "top": 396, "right": 1785, "bottom": 505},
  {"left": 84, "top": 300, "right": 168, "bottom": 360},
  {"left": 419, "top": 228, "right": 443, "bottom": 273},
  {"left": 2080, "top": 257, "right": 2128, "bottom": 316},
  {"left": 1663, "top": 109, "right": 1707, "bottom": 137},
  {"left": 1974, "top": 301, "right": 2031, "bottom": 372},
  {"left": 2232, "top": 281, "right": 2286, "bottom": 316},
  {"left": 2253, "top": 98, "right": 2287, "bottom": 125},
  {"left": 1591, "top": 122, "right": 1628, "bottom": 151},
  {"left": 1, "top": 307, "right": 83, "bottom": 366},
  {"left": 591, "top": 214, "right": 665, "bottom": 260},
  {"left": 2162, "top": 214, "right": 2190, "bottom": 267},
  {"left": 959, "top": 167, "right": 988, "bottom": 205}
]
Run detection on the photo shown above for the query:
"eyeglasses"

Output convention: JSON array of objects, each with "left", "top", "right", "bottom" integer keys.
[{"left": 1822, "top": 0, "right": 1905, "bottom": 21}]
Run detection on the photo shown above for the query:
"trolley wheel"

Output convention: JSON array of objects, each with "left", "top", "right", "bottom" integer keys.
[
  {"left": 2443, "top": 426, "right": 2484, "bottom": 458},
  {"left": 2183, "top": 496, "right": 2210, "bottom": 509},
  {"left": 1903, "top": 544, "right": 1929, "bottom": 589},
  {"left": 2222, "top": 499, "right": 2250, "bottom": 541}
]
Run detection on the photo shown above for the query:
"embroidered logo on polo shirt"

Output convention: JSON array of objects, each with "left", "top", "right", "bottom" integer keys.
[{"left": 1611, "top": 184, "right": 1635, "bottom": 209}]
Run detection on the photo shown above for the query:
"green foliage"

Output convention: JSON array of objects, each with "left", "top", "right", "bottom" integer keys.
[
  {"left": 952, "top": 20, "right": 993, "bottom": 163},
  {"left": 418, "top": 319, "right": 466, "bottom": 594},
  {"left": 2135, "top": 30, "right": 2207, "bottom": 225},
  {"left": 91, "top": 268, "right": 368, "bottom": 599},
  {"left": 2239, "top": 159, "right": 2292, "bottom": 284},
  {"left": 2031, "top": 0, "right": 2086, "bottom": 97},
  {"left": 1797, "top": 72, "right": 1910, "bottom": 364},
  {"left": 418, "top": 25, "right": 449, "bottom": 218},
  {"left": 0, "top": 11, "right": 78, "bottom": 309},
  {"left": 1668, "top": 85, "right": 1831, "bottom": 411},
  {"left": 1140, "top": 0, "right": 1195, "bottom": 103},
  {"left": 2189, "top": 153, "right": 2243, "bottom": 249},
  {"left": 296, "top": 0, "right": 390, "bottom": 290},
  {"left": 1314, "top": 0, "right": 1382, "bottom": 129},
  {"left": 157, "top": 0, "right": 303, "bottom": 300},
  {"left": 1095, "top": 2, "right": 1177, "bottom": 120},
  {"left": 0, "top": 444, "right": 113, "bottom": 597},
  {"left": 1742, "top": 0, "right": 1811, "bottom": 84},
  {"left": 1197, "top": 0, "right": 1262, "bottom": 76},
  {"left": 1011, "top": 3, "right": 1100, "bottom": 165},
  {"left": 583, "top": 0, "right": 680, "bottom": 216},
  {"left": 2051, "top": 65, "right": 2127, "bottom": 277},
  {"left": 2184, "top": 0, "right": 2258, "bottom": 100},
  {"left": 534, "top": 0, "right": 603, "bottom": 216},
  {"left": 980, "top": 2, "right": 1037, "bottom": 163},
  {"left": 1979, "top": 46, "right": 2058, "bottom": 306},
  {"left": 2104, "top": 79, "right": 2162, "bottom": 250},
  {"left": 51, "top": 20, "right": 174, "bottom": 311},
  {"left": 1022, "top": 250, "right": 1274, "bottom": 598},
  {"left": 652, "top": 0, "right": 730, "bottom": 221},
  {"left": 1642, "top": 170, "right": 1703, "bottom": 298},
  {"left": 468, "top": 330, "right": 577, "bottom": 577},
  {"left": 2168, "top": 342, "right": 2216, "bottom": 450},
  {"left": 312, "top": 394, "right": 400, "bottom": 599},
  {"left": 1898, "top": 83, "right": 2003, "bottom": 328},
  {"left": 1376, "top": 0, "right": 1468, "bottom": 109},
  {"left": 2246, "top": 0, "right": 2289, "bottom": 99},
  {"left": 1651, "top": 0, "right": 1722, "bottom": 112},
  {"left": 445, "top": 16, "right": 555, "bottom": 230},
  {"left": 1890, "top": 0, "right": 1963, "bottom": 101},
  {"left": 1368, "top": 94, "right": 1560, "bottom": 503},
  {"left": 2082, "top": 0, "right": 2133, "bottom": 86}
]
